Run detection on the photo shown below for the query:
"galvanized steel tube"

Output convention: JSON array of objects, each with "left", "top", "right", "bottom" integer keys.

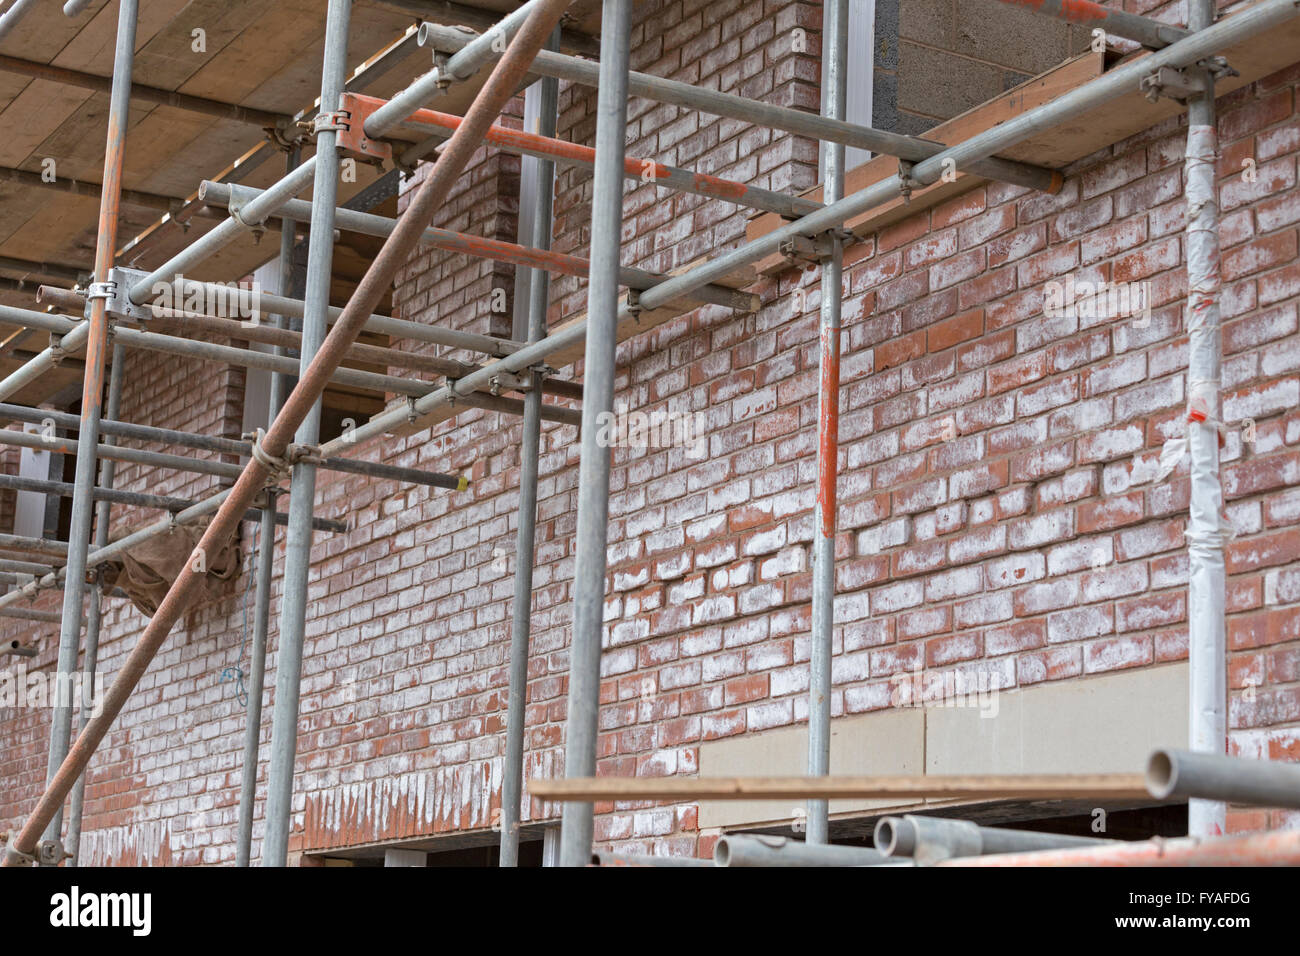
[
  {"left": 64, "top": 343, "right": 124, "bottom": 867},
  {"left": 715, "top": 834, "right": 891, "bottom": 867},
  {"left": 41, "top": 0, "right": 138, "bottom": 862},
  {"left": 322, "top": 0, "right": 1300, "bottom": 462},
  {"left": 875, "top": 814, "right": 1110, "bottom": 864},
  {"left": 807, "top": 0, "right": 848, "bottom": 848},
  {"left": 501, "top": 34, "right": 559, "bottom": 868},
  {"left": 366, "top": 0, "right": 546, "bottom": 135},
  {"left": 261, "top": 0, "right": 353, "bottom": 868},
  {"left": 1148, "top": 750, "right": 1300, "bottom": 810},
  {"left": 415, "top": 24, "right": 1060, "bottom": 192},
  {"left": 238, "top": 152, "right": 300, "bottom": 868},
  {"left": 0, "top": 0, "right": 42, "bottom": 41},
  {"left": 991, "top": 0, "right": 1190, "bottom": 48},
  {"left": 558, "top": 0, "right": 632, "bottom": 869},
  {"left": 198, "top": 181, "right": 752, "bottom": 312}
]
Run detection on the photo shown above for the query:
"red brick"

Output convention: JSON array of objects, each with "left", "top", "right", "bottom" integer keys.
[
  {"left": 933, "top": 188, "right": 987, "bottom": 229},
  {"left": 1227, "top": 529, "right": 1300, "bottom": 575},
  {"left": 928, "top": 309, "right": 984, "bottom": 352},
  {"left": 878, "top": 213, "right": 931, "bottom": 253},
  {"left": 1222, "top": 230, "right": 1298, "bottom": 282},
  {"left": 1078, "top": 492, "right": 1145, "bottom": 533},
  {"left": 874, "top": 330, "right": 926, "bottom": 371}
]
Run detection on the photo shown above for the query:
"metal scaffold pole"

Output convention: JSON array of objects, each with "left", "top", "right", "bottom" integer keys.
[
  {"left": 237, "top": 149, "right": 302, "bottom": 868},
  {"left": 415, "top": 22, "right": 1060, "bottom": 192},
  {"left": 63, "top": 343, "right": 124, "bottom": 868},
  {"left": 558, "top": 0, "right": 632, "bottom": 869},
  {"left": 500, "top": 28, "right": 560, "bottom": 869},
  {"left": 1184, "top": 0, "right": 1228, "bottom": 840},
  {"left": 807, "top": 0, "right": 848, "bottom": 847},
  {"left": 262, "top": 0, "right": 353, "bottom": 868},
  {"left": 318, "top": 0, "right": 1298, "bottom": 463},
  {"left": 39, "top": 0, "right": 139, "bottom": 866}
]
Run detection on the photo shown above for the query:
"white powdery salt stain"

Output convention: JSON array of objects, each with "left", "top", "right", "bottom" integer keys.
[
  {"left": 80, "top": 817, "right": 171, "bottom": 867},
  {"left": 304, "top": 746, "right": 565, "bottom": 848},
  {"left": 311, "top": 759, "right": 501, "bottom": 841}
]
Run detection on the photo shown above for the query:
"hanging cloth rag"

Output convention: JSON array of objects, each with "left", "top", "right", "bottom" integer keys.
[{"left": 99, "top": 516, "right": 240, "bottom": 617}]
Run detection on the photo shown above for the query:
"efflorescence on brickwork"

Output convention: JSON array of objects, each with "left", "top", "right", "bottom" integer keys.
[{"left": 1, "top": 0, "right": 1299, "bottom": 863}]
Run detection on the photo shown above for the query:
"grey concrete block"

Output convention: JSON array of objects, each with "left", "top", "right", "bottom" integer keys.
[
  {"left": 898, "top": 0, "right": 953, "bottom": 48},
  {"left": 874, "top": 0, "right": 900, "bottom": 71},
  {"left": 897, "top": 42, "right": 1004, "bottom": 120},
  {"left": 954, "top": 0, "right": 1073, "bottom": 74},
  {"left": 926, "top": 663, "right": 1189, "bottom": 775}
]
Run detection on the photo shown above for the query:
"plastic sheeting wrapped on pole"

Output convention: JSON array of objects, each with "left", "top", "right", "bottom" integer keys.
[{"left": 1184, "top": 111, "right": 1228, "bottom": 838}]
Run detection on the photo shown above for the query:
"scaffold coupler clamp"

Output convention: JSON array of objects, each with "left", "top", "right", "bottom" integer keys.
[
  {"left": 227, "top": 183, "right": 268, "bottom": 245},
  {"left": 779, "top": 235, "right": 816, "bottom": 267},
  {"left": 307, "top": 108, "right": 350, "bottom": 138},
  {"left": 393, "top": 152, "right": 419, "bottom": 179},
  {"left": 406, "top": 395, "right": 421, "bottom": 422},
  {"left": 898, "top": 160, "right": 919, "bottom": 203},
  {"left": 626, "top": 289, "right": 644, "bottom": 321},
  {"left": 4, "top": 843, "right": 36, "bottom": 866},
  {"left": 86, "top": 279, "right": 117, "bottom": 307},
  {"left": 268, "top": 118, "right": 308, "bottom": 153},
  {"left": 245, "top": 428, "right": 292, "bottom": 485},
  {"left": 1140, "top": 58, "right": 1236, "bottom": 104},
  {"left": 47, "top": 331, "right": 66, "bottom": 365},
  {"left": 20, "top": 578, "right": 39, "bottom": 601},
  {"left": 87, "top": 266, "right": 152, "bottom": 323},
  {"left": 779, "top": 232, "right": 843, "bottom": 267},
  {"left": 287, "top": 442, "right": 320, "bottom": 466},
  {"left": 432, "top": 55, "right": 453, "bottom": 90}
]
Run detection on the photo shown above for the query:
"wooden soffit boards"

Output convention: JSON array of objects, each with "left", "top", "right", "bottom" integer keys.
[{"left": 0, "top": 1, "right": 435, "bottom": 405}]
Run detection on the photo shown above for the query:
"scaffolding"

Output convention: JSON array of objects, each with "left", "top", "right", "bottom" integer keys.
[{"left": 0, "top": 0, "right": 1297, "bottom": 868}]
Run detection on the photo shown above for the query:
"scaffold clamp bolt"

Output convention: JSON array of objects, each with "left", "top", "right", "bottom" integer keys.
[
  {"left": 287, "top": 442, "right": 320, "bottom": 464},
  {"left": 86, "top": 280, "right": 117, "bottom": 302},
  {"left": 898, "top": 160, "right": 918, "bottom": 203},
  {"left": 36, "top": 839, "right": 65, "bottom": 866},
  {"left": 311, "top": 110, "right": 351, "bottom": 135}
]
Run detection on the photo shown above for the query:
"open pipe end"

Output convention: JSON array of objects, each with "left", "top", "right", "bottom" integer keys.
[
  {"left": 873, "top": 817, "right": 914, "bottom": 858},
  {"left": 417, "top": 21, "right": 474, "bottom": 50},
  {"left": 35, "top": 285, "right": 74, "bottom": 307},
  {"left": 1146, "top": 749, "right": 1178, "bottom": 799},
  {"left": 713, "top": 837, "right": 733, "bottom": 867}
]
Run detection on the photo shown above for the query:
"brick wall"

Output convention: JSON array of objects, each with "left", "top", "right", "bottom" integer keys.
[{"left": 1, "top": 0, "right": 1298, "bottom": 863}]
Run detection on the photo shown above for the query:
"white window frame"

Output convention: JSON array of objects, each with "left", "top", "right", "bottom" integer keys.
[{"left": 822, "top": 0, "right": 876, "bottom": 179}]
